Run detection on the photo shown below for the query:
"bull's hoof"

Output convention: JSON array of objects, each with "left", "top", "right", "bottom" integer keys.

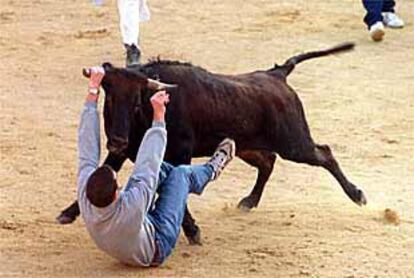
[
  {"left": 348, "top": 187, "right": 367, "bottom": 206},
  {"left": 56, "top": 213, "right": 76, "bottom": 225},
  {"left": 355, "top": 189, "right": 367, "bottom": 206},
  {"left": 186, "top": 229, "right": 202, "bottom": 246},
  {"left": 237, "top": 196, "right": 257, "bottom": 212}
]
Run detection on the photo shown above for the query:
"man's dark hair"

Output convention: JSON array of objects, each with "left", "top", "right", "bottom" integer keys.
[{"left": 86, "top": 166, "right": 117, "bottom": 208}]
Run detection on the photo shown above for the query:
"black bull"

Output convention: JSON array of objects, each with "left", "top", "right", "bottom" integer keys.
[{"left": 58, "top": 42, "right": 367, "bottom": 245}]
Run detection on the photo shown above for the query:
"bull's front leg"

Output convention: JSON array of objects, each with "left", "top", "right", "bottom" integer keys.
[
  {"left": 56, "top": 153, "right": 126, "bottom": 225},
  {"left": 182, "top": 206, "right": 201, "bottom": 245}
]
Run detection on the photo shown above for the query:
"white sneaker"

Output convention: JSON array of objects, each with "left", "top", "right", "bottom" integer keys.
[
  {"left": 207, "top": 138, "right": 236, "bottom": 181},
  {"left": 383, "top": 12, "right": 404, "bottom": 28},
  {"left": 369, "top": 21, "right": 385, "bottom": 42}
]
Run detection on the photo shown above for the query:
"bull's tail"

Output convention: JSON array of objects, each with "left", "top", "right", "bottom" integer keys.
[{"left": 270, "top": 42, "right": 355, "bottom": 78}]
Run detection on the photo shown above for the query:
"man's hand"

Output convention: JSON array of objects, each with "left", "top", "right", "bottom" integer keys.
[
  {"left": 86, "top": 66, "right": 105, "bottom": 103},
  {"left": 150, "top": 90, "right": 170, "bottom": 122}
]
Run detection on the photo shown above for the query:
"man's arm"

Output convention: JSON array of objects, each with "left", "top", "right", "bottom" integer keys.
[
  {"left": 124, "top": 91, "right": 169, "bottom": 211},
  {"left": 77, "top": 67, "right": 105, "bottom": 195}
]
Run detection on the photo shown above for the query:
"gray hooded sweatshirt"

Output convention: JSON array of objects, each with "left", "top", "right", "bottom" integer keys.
[{"left": 77, "top": 101, "right": 166, "bottom": 266}]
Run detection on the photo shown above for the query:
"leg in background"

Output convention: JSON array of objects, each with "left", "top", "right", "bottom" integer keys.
[
  {"left": 382, "top": 0, "right": 395, "bottom": 13},
  {"left": 117, "top": 0, "right": 141, "bottom": 47},
  {"left": 362, "top": 0, "right": 384, "bottom": 28},
  {"left": 382, "top": 0, "right": 404, "bottom": 28}
]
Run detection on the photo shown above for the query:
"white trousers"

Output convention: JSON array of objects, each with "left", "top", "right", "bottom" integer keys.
[{"left": 117, "top": 0, "right": 150, "bottom": 47}]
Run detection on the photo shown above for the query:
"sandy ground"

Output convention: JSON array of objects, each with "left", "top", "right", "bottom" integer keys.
[{"left": 1, "top": 0, "right": 414, "bottom": 277}]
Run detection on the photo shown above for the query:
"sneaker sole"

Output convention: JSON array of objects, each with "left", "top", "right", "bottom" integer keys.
[
  {"left": 385, "top": 24, "right": 404, "bottom": 29},
  {"left": 217, "top": 139, "right": 236, "bottom": 165},
  {"left": 208, "top": 139, "right": 236, "bottom": 181},
  {"left": 371, "top": 29, "right": 385, "bottom": 42},
  {"left": 219, "top": 139, "right": 236, "bottom": 160}
]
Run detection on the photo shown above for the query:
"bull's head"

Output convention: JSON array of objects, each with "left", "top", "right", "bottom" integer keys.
[{"left": 83, "top": 63, "right": 176, "bottom": 158}]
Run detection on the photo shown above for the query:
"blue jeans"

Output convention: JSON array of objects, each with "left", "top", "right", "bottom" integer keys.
[
  {"left": 147, "top": 162, "right": 213, "bottom": 265},
  {"left": 362, "top": 0, "right": 396, "bottom": 28}
]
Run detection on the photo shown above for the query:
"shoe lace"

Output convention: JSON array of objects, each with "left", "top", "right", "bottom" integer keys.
[{"left": 211, "top": 150, "right": 227, "bottom": 167}]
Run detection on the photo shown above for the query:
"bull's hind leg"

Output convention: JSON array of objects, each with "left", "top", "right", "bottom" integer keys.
[
  {"left": 313, "top": 144, "right": 366, "bottom": 205},
  {"left": 282, "top": 144, "right": 367, "bottom": 206},
  {"left": 237, "top": 150, "right": 276, "bottom": 211}
]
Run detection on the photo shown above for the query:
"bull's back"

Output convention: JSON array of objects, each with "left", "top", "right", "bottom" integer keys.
[
  {"left": 176, "top": 71, "right": 270, "bottom": 128},
  {"left": 155, "top": 65, "right": 303, "bottom": 155}
]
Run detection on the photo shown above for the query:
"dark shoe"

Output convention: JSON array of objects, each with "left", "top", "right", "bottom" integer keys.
[
  {"left": 207, "top": 138, "right": 236, "bottom": 181},
  {"left": 125, "top": 44, "right": 141, "bottom": 67}
]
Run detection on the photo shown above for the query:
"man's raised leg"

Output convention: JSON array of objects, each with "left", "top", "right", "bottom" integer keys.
[
  {"left": 148, "top": 138, "right": 235, "bottom": 264},
  {"left": 148, "top": 164, "right": 213, "bottom": 263}
]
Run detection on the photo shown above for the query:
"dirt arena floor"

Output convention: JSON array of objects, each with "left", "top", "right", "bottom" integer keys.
[{"left": 1, "top": 0, "right": 414, "bottom": 277}]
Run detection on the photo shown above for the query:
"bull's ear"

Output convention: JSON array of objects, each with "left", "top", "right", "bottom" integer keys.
[
  {"left": 102, "top": 62, "right": 113, "bottom": 72},
  {"left": 123, "top": 68, "right": 150, "bottom": 84},
  {"left": 123, "top": 68, "right": 177, "bottom": 90}
]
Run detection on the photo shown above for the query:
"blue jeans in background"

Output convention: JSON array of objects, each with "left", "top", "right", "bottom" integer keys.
[
  {"left": 148, "top": 162, "right": 213, "bottom": 264},
  {"left": 362, "top": 0, "right": 396, "bottom": 28}
]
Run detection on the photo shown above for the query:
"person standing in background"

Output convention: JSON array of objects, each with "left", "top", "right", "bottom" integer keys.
[
  {"left": 117, "top": 0, "right": 150, "bottom": 66},
  {"left": 362, "top": 0, "right": 404, "bottom": 42}
]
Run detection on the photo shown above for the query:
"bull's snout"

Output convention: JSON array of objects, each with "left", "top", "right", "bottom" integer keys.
[{"left": 107, "top": 136, "right": 129, "bottom": 157}]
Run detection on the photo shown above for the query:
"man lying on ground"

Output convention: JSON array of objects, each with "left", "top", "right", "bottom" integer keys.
[{"left": 77, "top": 66, "right": 235, "bottom": 266}]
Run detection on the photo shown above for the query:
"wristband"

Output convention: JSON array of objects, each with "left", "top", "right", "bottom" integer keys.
[{"left": 88, "top": 87, "right": 99, "bottom": 95}]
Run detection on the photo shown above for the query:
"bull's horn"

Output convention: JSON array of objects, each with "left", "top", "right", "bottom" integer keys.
[
  {"left": 147, "top": 78, "right": 177, "bottom": 91},
  {"left": 82, "top": 68, "right": 91, "bottom": 78},
  {"left": 83, "top": 66, "right": 106, "bottom": 78}
]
